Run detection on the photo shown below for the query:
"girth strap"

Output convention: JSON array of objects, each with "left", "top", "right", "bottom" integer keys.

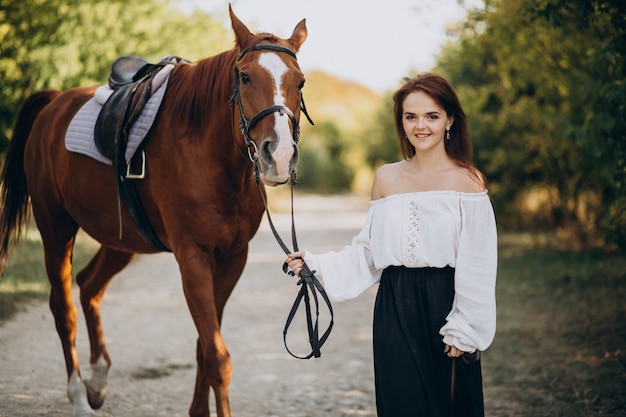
[{"left": 115, "top": 152, "right": 171, "bottom": 252}]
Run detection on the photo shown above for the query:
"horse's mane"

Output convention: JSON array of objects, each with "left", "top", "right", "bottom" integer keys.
[
  {"left": 168, "top": 48, "right": 239, "bottom": 136},
  {"left": 167, "top": 33, "right": 289, "bottom": 137}
]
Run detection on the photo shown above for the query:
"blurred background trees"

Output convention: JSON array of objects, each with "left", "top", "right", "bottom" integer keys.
[
  {"left": 435, "top": 0, "right": 625, "bottom": 249},
  {"left": 0, "top": 0, "right": 624, "bottom": 251},
  {"left": 0, "top": 0, "right": 231, "bottom": 150}
]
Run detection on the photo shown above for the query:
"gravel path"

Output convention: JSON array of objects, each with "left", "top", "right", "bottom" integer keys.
[
  {"left": 0, "top": 195, "right": 378, "bottom": 417},
  {"left": 0, "top": 194, "right": 508, "bottom": 417}
]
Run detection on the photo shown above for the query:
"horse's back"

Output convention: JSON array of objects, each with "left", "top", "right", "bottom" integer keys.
[
  {"left": 25, "top": 86, "right": 96, "bottom": 161},
  {"left": 24, "top": 87, "right": 118, "bottom": 238},
  {"left": 26, "top": 86, "right": 169, "bottom": 252},
  {"left": 25, "top": 86, "right": 93, "bottom": 178}
]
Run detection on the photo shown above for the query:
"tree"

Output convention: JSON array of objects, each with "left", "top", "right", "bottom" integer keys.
[
  {"left": 0, "top": 0, "right": 230, "bottom": 148},
  {"left": 436, "top": 0, "right": 626, "bottom": 250},
  {"left": 361, "top": 93, "right": 401, "bottom": 170},
  {"left": 296, "top": 121, "right": 355, "bottom": 193}
]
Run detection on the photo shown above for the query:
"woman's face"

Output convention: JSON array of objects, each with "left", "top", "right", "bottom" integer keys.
[{"left": 401, "top": 91, "right": 454, "bottom": 154}]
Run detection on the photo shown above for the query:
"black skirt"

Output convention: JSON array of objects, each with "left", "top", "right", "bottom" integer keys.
[{"left": 373, "top": 266, "right": 484, "bottom": 417}]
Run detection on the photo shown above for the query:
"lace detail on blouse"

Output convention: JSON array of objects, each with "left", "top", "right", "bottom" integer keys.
[{"left": 406, "top": 200, "right": 421, "bottom": 264}]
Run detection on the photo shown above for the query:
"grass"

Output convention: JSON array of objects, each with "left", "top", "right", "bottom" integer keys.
[
  {"left": 484, "top": 232, "right": 626, "bottom": 416},
  {"left": 0, "top": 228, "right": 97, "bottom": 323}
]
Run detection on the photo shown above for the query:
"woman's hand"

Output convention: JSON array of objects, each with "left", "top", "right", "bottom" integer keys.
[
  {"left": 285, "top": 251, "right": 305, "bottom": 276},
  {"left": 444, "top": 344, "right": 465, "bottom": 358}
]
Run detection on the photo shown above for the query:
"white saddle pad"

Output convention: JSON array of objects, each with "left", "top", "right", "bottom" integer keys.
[{"left": 65, "top": 64, "right": 173, "bottom": 165}]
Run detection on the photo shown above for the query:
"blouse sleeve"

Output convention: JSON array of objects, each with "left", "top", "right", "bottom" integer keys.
[
  {"left": 439, "top": 195, "right": 498, "bottom": 352},
  {"left": 304, "top": 206, "right": 382, "bottom": 302}
]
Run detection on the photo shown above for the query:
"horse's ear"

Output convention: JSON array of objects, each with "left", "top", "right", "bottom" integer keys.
[
  {"left": 229, "top": 4, "right": 254, "bottom": 48},
  {"left": 288, "top": 19, "right": 308, "bottom": 52}
]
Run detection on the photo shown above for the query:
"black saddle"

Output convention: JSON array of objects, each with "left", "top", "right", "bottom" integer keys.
[
  {"left": 95, "top": 56, "right": 183, "bottom": 160},
  {"left": 94, "top": 55, "right": 186, "bottom": 252},
  {"left": 108, "top": 55, "right": 150, "bottom": 89}
]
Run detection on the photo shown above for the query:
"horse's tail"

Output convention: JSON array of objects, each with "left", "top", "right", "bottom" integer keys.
[{"left": 0, "top": 90, "right": 61, "bottom": 272}]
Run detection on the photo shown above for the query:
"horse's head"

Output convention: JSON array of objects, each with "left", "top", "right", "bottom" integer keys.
[{"left": 229, "top": 5, "right": 309, "bottom": 186}]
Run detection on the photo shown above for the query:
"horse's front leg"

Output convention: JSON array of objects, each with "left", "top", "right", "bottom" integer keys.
[
  {"left": 180, "top": 255, "right": 235, "bottom": 417},
  {"left": 77, "top": 247, "right": 136, "bottom": 410},
  {"left": 189, "top": 335, "right": 232, "bottom": 417}
]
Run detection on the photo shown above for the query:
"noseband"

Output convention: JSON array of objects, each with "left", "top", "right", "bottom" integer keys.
[{"left": 228, "top": 44, "right": 314, "bottom": 164}]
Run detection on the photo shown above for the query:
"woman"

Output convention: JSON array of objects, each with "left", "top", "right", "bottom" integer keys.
[{"left": 286, "top": 72, "right": 497, "bottom": 417}]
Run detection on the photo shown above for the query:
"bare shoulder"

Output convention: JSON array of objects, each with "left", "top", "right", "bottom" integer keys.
[
  {"left": 371, "top": 162, "right": 403, "bottom": 200},
  {"left": 375, "top": 162, "right": 402, "bottom": 180},
  {"left": 454, "top": 166, "right": 486, "bottom": 193}
]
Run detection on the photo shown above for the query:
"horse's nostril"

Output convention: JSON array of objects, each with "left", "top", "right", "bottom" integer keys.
[{"left": 260, "top": 140, "right": 274, "bottom": 161}]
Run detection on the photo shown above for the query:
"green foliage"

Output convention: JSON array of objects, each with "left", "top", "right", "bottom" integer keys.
[
  {"left": 436, "top": 0, "right": 626, "bottom": 250},
  {"left": 0, "top": 0, "right": 231, "bottom": 145},
  {"left": 0, "top": 238, "right": 48, "bottom": 320},
  {"left": 297, "top": 70, "right": 383, "bottom": 194},
  {"left": 296, "top": 121, "right": 355, "bottom": 193},
  {"left": 361, "top": 93, "right": 401, "bottom": 170},
  {"left": 0, "top": 230, "right": 96, "bottom": 322}
]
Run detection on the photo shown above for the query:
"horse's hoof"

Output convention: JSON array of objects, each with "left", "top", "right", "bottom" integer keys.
[
  {"left": 72, "top": 402, "right": 95, "bottom": 417},
  {"left": 87, "top": 395, "right": 104, "bottom": 410},
  {"left": 84, "top": 382, "right": 106, "bottom": 410}
]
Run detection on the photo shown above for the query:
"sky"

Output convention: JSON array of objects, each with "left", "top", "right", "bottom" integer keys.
[{"left": 181, "top": 0, "right": 482, "bottom": 93}]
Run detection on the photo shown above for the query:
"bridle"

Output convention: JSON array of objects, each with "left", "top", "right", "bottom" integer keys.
[
  {"left": 228, "top": 43, "right": 314, "bottom": 165},
  {"left": 228, "top": 44, "right": 333, "bottom": 359}
]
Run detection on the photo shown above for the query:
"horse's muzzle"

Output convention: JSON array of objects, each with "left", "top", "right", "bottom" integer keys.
[{"left": 258, "top": 141, "right": 298, "bottom": 186}]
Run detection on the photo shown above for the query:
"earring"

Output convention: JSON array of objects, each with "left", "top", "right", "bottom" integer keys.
[{"left": 445, "top": 130, "right": 451, "bottom": 140}]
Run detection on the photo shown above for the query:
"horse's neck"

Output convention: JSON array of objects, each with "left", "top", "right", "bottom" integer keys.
[
  {"left": 164, "top": 52, "right": 256, "bottom": 186},
  {"left": 167, "top": 50, "right": 236, "bottom": 135}
]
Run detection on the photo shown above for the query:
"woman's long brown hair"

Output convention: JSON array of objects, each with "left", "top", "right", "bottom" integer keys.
[{"left": 392, "top": 73, "right": 484, "bottom": 185}]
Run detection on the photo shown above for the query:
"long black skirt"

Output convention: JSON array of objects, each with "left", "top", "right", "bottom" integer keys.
[{"left": 373, "top": 266, "right": 484, "bottom": 417}]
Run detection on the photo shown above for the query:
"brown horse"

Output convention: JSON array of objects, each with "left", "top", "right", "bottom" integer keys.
[{"left": 0, "top": 6, "right": 308, "bottom": 417}]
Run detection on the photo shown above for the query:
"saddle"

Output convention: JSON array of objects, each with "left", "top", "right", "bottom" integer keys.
[
  {"left": 94, "top": 55, "right": 186, "bottom": 252},
  {"left": 95, "top": 55, "right": 175, "bottom": 160},
  {"left": 107, "top": 55, "right": 150, "bottom": 89}
]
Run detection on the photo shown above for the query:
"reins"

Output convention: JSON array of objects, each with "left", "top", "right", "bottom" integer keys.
[
  {"left": 229, "top": 43, "right": 333, "bottom": 359},
  {"left": 257, "top": 175, "right": 334, "bottom": 359}
]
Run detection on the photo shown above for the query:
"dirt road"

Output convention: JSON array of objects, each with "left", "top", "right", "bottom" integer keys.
[
  {"left": 1, "top": 194, "right": 510, "bottom": 417},
  {"left": 0, "top": 195, "right": 380, "bottom": 417}
]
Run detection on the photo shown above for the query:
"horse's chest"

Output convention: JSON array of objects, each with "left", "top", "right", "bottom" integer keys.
[{"left": 187, "top": 196, "right": 264, "bottom": 252}]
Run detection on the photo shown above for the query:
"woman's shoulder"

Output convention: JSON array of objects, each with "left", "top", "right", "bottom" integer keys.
[
  {"left": 452, "top": 166, "right": 486, "bottom": 193},
  {"left": 371, "top": 162, "right": 486, "bottom": 199},
  {"left": 371, "top": 162, "right": 404, "bottom": 200},
  {"left": 374, "top": 161, "right": 404, "bottom": 177}
]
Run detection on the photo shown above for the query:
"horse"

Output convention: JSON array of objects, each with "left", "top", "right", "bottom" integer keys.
[{"left": 0, "top": 6, "right": 309, "bottom": 417}]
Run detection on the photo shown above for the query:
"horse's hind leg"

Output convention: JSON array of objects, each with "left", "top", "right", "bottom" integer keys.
[
  {"left": 76, "top": 246, "right": 135, "bottom": 409},
  {"left": 36, "top": 214, "right": 95, "bottom": 416}
]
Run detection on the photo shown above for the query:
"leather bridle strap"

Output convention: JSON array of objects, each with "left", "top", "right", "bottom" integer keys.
[
  {"left": 256, "top": 173, "right": 334, "bottom": 359},
  {"left": 228, "top": 44, "right": 314, "bottom": 163}
]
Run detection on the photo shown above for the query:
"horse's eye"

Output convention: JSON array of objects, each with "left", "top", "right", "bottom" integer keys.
[
  {"left": 240, "top": 73, "right": 250, "bottom": 84},
  {"left": 298, "top": 80, "right": 305, "bottom": 90}
]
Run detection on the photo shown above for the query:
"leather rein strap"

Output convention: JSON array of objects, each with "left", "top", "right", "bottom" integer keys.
[
  {"left": 257, "top": 176, "right": 334, "bottom": 359},
  {"left": 229, "top": 43, "right": 333, "bottom": 359}
]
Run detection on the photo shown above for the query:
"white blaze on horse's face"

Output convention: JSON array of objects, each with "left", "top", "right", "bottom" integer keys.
[{"left": 257, "top": 52, "right": 296, "bottom": 185}]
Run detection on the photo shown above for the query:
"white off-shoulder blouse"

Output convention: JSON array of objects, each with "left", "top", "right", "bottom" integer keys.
[{"left": 304, "top": 190, "right": 498, "bottom": 352}]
